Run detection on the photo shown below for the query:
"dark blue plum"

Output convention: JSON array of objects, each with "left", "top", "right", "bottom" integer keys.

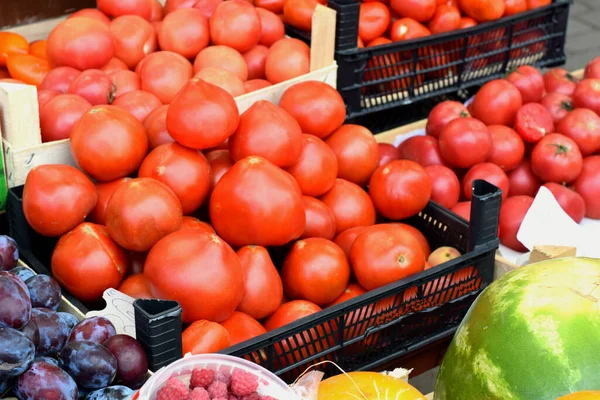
[
  {"left": 9, "top": 267, "right": 35, "bottom": 284},
  {"left": 0, "top": 272, "right": 31, "bottom": 329},
  {"left": 59, "top": 341, "right": 117, "bottom": 390},
  {"left": 0, "top": 236, "right": 18, "bottom": 271},
  {"left": 85, "top": 385, "right": 134, "bottom": 400},
  {"left": 103, "top": 335, "right": 148, "bottom": 389},
  {"left": 20, "top": 319, "right": 40, "bottom": 349},
  {"left": 58, "top": 313, "right": 79, "bottom": 332},
  {"left": 68, "top": 317, "right": 116, "bottom": 344},
  {"left": 34, "top": 356, "right": 59, "bottom": 367},
  {"left": 25, "top": 275, "right": 61, "bottom": 311},
  {"left": 15, "top": 360, "right": 78, "bottom": 400},
  {"left": 30, "top": 309, "right": 69, "bottom": 356},
  {"left": 0, "top": 327, "right": 35, "bottom": 378}
]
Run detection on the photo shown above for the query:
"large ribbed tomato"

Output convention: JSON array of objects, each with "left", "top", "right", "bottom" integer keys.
[
  {"left": 320, "top": 179, "right": 376, "bottom": 235},
  {"left": 144, "top": 230, "right": 244, "bottom": 323},
  {"left": 209, "top": 0, "right": 261, "bottom": 53},
  {"left": 210, "top": 156, "right": 305, "bottom": 247},
  {"left": 88, "top": 178, "right": 131, "bottom": 225}
]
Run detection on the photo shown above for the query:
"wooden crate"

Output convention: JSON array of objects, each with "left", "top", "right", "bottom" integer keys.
[{"left": 0, "top": 5, "right": 337, "bottom": 188}]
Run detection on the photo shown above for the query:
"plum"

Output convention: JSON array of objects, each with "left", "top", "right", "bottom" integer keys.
[
  {"left": 0, "top": 327, "right": 35, "bottom": 378},
  {"left": 25, "top": 275, "right": 62, "bottom": 311},
  {"left": 0, "top": 236, "right": 18, "bottom": 271},
  {"left": 86, "top": 385, "right": 135, "bottom": 400},
  {"left": 15, "top": 360, "right": 78, "bottom": 400},
  {"left": 20, "top": 318, "right": 40, "bottom": 349},
  {"left": 59, "top": 341, "right": 117, "bottom": 390},
  {"left": 68, "top": 317, "right": 116, "bottom": 344},
  {"left": 9, "top": 267, "right": 35, "bottom": 284},
  {"left": 34, "top": 356, "right": 59, "bottom": 367},
  {"left": 58, "top": 312, "right": 79, "bottom": 332},
  {"left": 0, "top": 272, "right": 31, "bottom": 329},
  {"left": 103, "top": 335, "right": 148, "bottom": 389},
  {"left": 30, "top": 308, "right": 69, "bottom": 356}
]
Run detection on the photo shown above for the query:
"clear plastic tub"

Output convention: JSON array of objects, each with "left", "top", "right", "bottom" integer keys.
[{"left": 138, "top": 354, "right": 300, "bottom": 400}]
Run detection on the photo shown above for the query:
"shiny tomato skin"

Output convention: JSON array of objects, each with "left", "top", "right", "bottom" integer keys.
[
  {"left": 462, "top": 163, "right": 510, "bottom": 200},
  {"left": 112, "top": 90, "right": 162, "bottom": 122},
  {"left": 255, "top": 0, "right": 284, "bottom": 13},
  {"left": 40, "top": 94, "right": 92, "bottom": 142},
  {"left": 585, "top": 56, "right": 600, "bottom": 79},
  {"left": 182, "top": 320, "right": 231, "bottom": 354},
  {"left": 458, "top": 0, "right": 505, "bottom": 22},
  {"left": 257, "top": 8, "right": 285, "bottom": 47},
  {"left": 530, "top": 133, "right": 583, "bottom": 184},
  {"left": 47, "top": 17, "right": 114, "bottom": 70},
  {"left": 143, "top": 105, "right": 175, "bottom": 150},
  {"left": 471, "top": 79, "right": 523, "bottom": 126},
  {"left": 0, "top": 32, "right": 29, "bottom": 66},
  {"left": 487, "top": 125, "right": 525, "bottom": 171},
  {"left": 37, "top": 89, "right": 60, "bottom": 110},
  {"left": 451, "top": 201, "right": 471, "bottom": 221},
  {"left": 333, "top": 226, "right": 370, "bottom": 260},
  {"left": 209, "top": 0, "right": 261, "bottom": 53},
  {"left": 390, "top": 0, "right": 435, "bottom": 22},
  {"left": 504, "top": 0, "right": 527, "bottom": 15},
  {"left": 499, "top": 195, "right": 534, "bottom": 252},
  {"left": 244, "top": 79, "right": 271, "bottom": 93},
  {"left": 399, "top": 135, "right": 447, "bottom": 167},
  {"left": 151, "top": 0, "right": 164, "bottom": 20},
  {"left": 544, "top": 68, "right": 578, "bottom": 96},
  {"left": 88, "top": 178, "right": 131, "bottom": 225},
  {"left": 265, "top": 38, "right": 310, "bottom": 84},
  {"left": 428, "top": 5, "right": 460, "bottom": 34},
  {"left": 210, "top": 156, "right": 305, "bottom": 247},
  {"left": 540, "top": 92, "right": 573, "bottom": 124},
  {"left": 23, "top": 165, "right": 97, "bottom": 237},
  {"left": 236, "top": 245, "right": 283, "bottom": 320},
  {"left": 543, "top": 182, "right": 586, "bottom": 223},
  {"left": 67, "top": 69, "right": 115, "bottom": 106},
  {"left": 40, "top": 66, "right": 81, "bottom": 93},
  {"left": 383, "top": 222, "right": 431, "bottom": 258},
  {"left": 52, "top": 223, "right": 128, "bottom": 302},
  {"left": 378, "top": 143, "right": 401, "bottom": 167},
  {"left": 327, "top": 283, "right": 367, "bottom": 307},
  {"left": 507, "top": 65, "right": 544, "bottom": 104},
  {"left": 165, "top": 0, "right": 198, "bottom": 14},
  {"left": 514, "top": 103, "right": 555, "bottom": 143},
  {"left": 358, "top": 2, "right": 391, "bottom": 44},
  {"left": 118, "top": 273, "right": 153, "bottom": 299},
  {"left": 390, "top": 18, "right": 431, "bottom": 41},
  {"left": 507, "top": 159, "right": 542, "bottom": 197},
  {"left": 556, "top": 109, "right": 600, "bottom": 156},
  {"left": 320, "top": 179, "right": 376, "bottom": 235},
  {"left": 286, "top": 134, "right": 338, "bottom": 197},
  {"left": 424, "top": 165, "right": 460, "bottom": 209},
  {"left": 572, "top": 79, "right": 600, "bottom": 116},
  {"left": 193, "top": 66, "right": 245, "bottom": 96},
  {"left": 350, "top": 224, "right": 425, "bottom": 290},
  {"left": 6, "top": 53, "right": 50, "bottom": 86},
  {"left": 426, "top": 100, "right": 470, "bottom": 138},
  {"left": 221, "top": 311, "right": 266, "bottom": 345},
  {"left": 194, "top": 0, "right": 223, "bottom": 18},
  {"left": 206, "top": 149, "right": 234, "bottom": 189},
  {"left": 438, "top": 117, "right": 492, "bottom": 169},
  {"left": 109, "top": 70, "right": 141, "bottom": 98},
  {"left": 110, "top": 15, "right": 157, "bottom": 70},
  {"left": 159, "top": 8, "right": 210, "bottom": 59},
  {"left": 138, "top": 143, "right": 212, "bottom": 214},
  {"left": 138, "top": 51, "right": 194, "bottom": 104},
  {"left": 102, "top": 57, "right": 129, "bottom": 74},
  {"left": 97, "top": 0, "right": 154, "bottom": 20},
  {"left": 243, "top": 45, "right": 268, "bottom": 80},
  {"left": 194, "top": 45, "right": 248, "bottom": 81},
  {"left": 283, "top": 0, "right": 319, "bottom": 32},
  {"left": 179, "top": 216, "right": 214, "bottom": 233},
  {"left": 70, "top": 105, "right": 149, "bottom": 182},
  {"left": 301, "top": 196, "right": 337, "bottom": 240},
  {"left": 459, "top": 16, "right": 477, "bottom": 28},
  {"left": 573, "top": 156, "right": 600, "bottom": 219}
]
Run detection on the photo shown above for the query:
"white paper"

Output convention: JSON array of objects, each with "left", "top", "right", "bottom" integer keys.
[
  {"left": 85, "top": 288, "right": 137, "bottom": 338},
  {"left": 393, "top": 128, "right": 425, "bottom": 147}
]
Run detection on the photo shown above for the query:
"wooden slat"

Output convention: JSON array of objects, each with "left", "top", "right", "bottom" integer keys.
[
  {"left": 310, "top": 5, "right": 336, "bottom": 72},
  {"left": 0, "top": 84, "right": 41, "bottom": 149}
]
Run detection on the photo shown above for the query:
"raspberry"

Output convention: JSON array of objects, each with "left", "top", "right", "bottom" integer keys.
[
  {"left": 156, "top": 386, "right": 185, "bottom": 400},
  {"left": 207, "top": 381, "right": 228, "bottom": 398},
  {"left": 239, "top": 394, "right": 259, "bottom": 400},
  {"left": 191, "top": 368, "right": 215, "bottom": 389},
  {"left": 215, "top": 371, "right": 231, "bottom": 385},
  {"left": 230, "top": 371, "right": 259, "bottom": 397},
  {"left": 187, "top": 387, "right": 209, "bottom": 400},
  {"left": 229, "top": 396, "right": 239, "bottom": 400},
  {"left": 259, "top": 397, "right": 277, "bottom": 400},
  {"left": 165, "top": 377, "right": 190, "bottom": 398},
  {"left": 212, "top": 398, "right": 228, "bottom": 400}
]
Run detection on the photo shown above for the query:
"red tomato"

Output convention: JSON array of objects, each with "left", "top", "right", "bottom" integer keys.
[
  {"left": 167, "top": 78, "right": 239, "bottom": 149},
  {"left": 279, "top": 81, "right": 346, "bottom": 139},
  {"left": 244, "top": 79, "right": 272, "bottom": 93},
  {"left": 112, "top": 90, "right": 162, "bottom": 122},
  {"left": 459, "top": 17, "right": 477, "bottom": 29},
  {"left": 540, "top": 92, "right": 573, "bottom": 124},
  {"left": 451, "top": 201, "right": 471, "bottom": 221},
  {"left": 138, "top": 143, "right": 212, "bottom": 214},
  {"left": 165, "top": 0, "right": 198, "bottom": 14},
  {"left": 325, "top": 124, "right": 379, "bottom": 187},
  {"left": 283, "top": 0, "right": 318, "bottom": 32},
  {"left": 68, "top": 69, "right": 115, "bottom": 106},
  {"left": 333, "top": 226, "right": 370, "bottom": 260},
  {"left": 182, "top": 320, "right": 231, "bottom": 354},
  {"left": 390, "top": 0, "right": 435, "bottom": 21},
  {"left": 471, "top": 79, "right": 523, "bottom": 126},
  {"left": 506, "top": 65, "right": 544, "bottom": 104},
  {"left": 487, "top": 125, "right": 525, "bottom": 172},
  {"left": 359, "top": 2, "right": 391, "bottom": 44},
  {"left": 390, "top": 18, "right": 431, "bottom": 41},
  {"left": 118, "top": 274, "right": 153, "bottom": 299},
  {"left": 350, "top": 224, "right": 425, "bottom": 290},
  {"left": 210, "top": 0, "right": 261, "bottom": 53},
  {"left": 504, "top": 0, "right": 527, "bottom": 15},
  {"left": 37, "top": 90, "right": 59, "bottom": 110},
  {"left": 399, "top": 136, "right": 447, "bottom": 167},
  {"left": 257, "top": 8, "right": 285, "bottom": 47},
  {"left": 47, "top": 18, "right": 114, "bottom": 70},
  {"left": 327, "top": 283, "right": 367, "bottom": 307},
  {"left": 499, "top": 195, "right": 534, "bottom": 251},
  {"left": 530, "top": 133, "right": 583, "bottom": 184},
  {"left": 265, "top": 38, "right": 310, "bottom": 84},
  {"left": 179, "top": 216, "right": 214, "bottom": 233},
  {"left": 424, "top": 165, "right": 460, "bottom": 209},
  {"left": 514, "top": 103, "right": 554, "bottom": 143},
  {"left": 462, "top": 163, "right": 510, "bottom": 200},
  {"left": 138, "top": 51, "right": 193, "bottom": 104},
  {"left": 255, "top": 0, "right": 284, "bottom": 13},
  {"left": 507, "top": 159, "right": 541, "bottom": 197},
  {"left": 151, "top": 0, "right": 164, "bottom": 20},
  {"left": 194, "top": 0, "right": 223, "bottom": 18},
  {"left": 40, "top": 94, "right": 92, "bottom": 143},
  {"left": 243, "top": 45, "right": 268, "bottom": 80},
  {"left": 543, "top": 182, "right": 585, "bottom": 223},
  {"left": 159, "top": 8, "right": 210, "bottom": 59},
  {"left": 70, "top": 105, "right": 149, "bottom": 181},
  {"left": 320, "top": 179, "right": 376, "bottom": 234},
  {"left": 458, "top": 0, "right": 505, "bottom": 21},
  {"left": 88, "top": 178, "right": 131, "bottom": 225},
  {"left": 301, "top": 196, "right": 337, "bottom": 240},
  {"left": 573, "top": 156, "right": 600, "bottom": 219},
  {"left": 543, "top": 68, "right": 578, "bottom": 96},
  {"left": 206, "top": 149, "right": 234, "bottom": 188},
  {"left": 428, "top": 5, "right": 460, "bottom": 34},
  {"left": 23, "top": 165, "right": 97, "bottom": 237},
  {"left": 385, "top": 222, "right": 431, "bottom": 258},
  {"left": 52, "top": 223, "right": 128, "bottom": 302},
  {"left": 102, "top": 57, "right": 129, "bottom": 74},
  {"left": 0, "top": 68, "right": 10, "bottom": 79},
  {"left": 527, "top": 0, "right": 551, "bottom": 9},
  {"left": 221, "top": 312, "right": 266, "bottom": 345},
  {"left": 194, "top": 45, "right": 248, "bottom": 81},
  {"left": 6, "top": 53, "right": 50, "bottom": 86},
  {"left": 210, "top": 156, "right": 305, "bottom": 246},
  {"left": 286, "top": 134, "right": 338, "bottom": 197},
  {"left": 97, "top": 0, "right": 153, "bottom": 20},
  {"left": 236, "top": 245, "right": 283, "bottom": 319},
  {"left": 556, "top": 109, "right": 600, "bottom": 156},
  {"left": 109, "top": 70, "right": 141, "bottom": 98},
  {"left": 426, "top": 101, "right": 470, "bottom": 138},
  {"left": 110, "top": 16, "right": 157, "bottom": 70},
  {"left": 68, "top": 9, "right": 111, "bottom": 25},
  {"left": 573, "top": 79, "right": 600, "bottom": 116},
  {"left": 378, "top": 143, "right": 401, "bottom": 167},
  {"left": 40, "top": 66, "right": 81, "bottom": 93},
  {"left": 143, "top": 105, "right": 175, "bottom": 149},
  {"left": 439, "top": 118, "right": 492, "bottom": 169},
  {"left": 585, "top": 56, "right": 600, "bottom": 79},
  {"left": 194, "top": 67, "right": 245, "bottom": 97},
  {"left": 0, "top": 32, "right": 29, "bottom": 66}
]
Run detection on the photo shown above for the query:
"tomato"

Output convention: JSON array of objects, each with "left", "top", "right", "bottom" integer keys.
[
  {"left": 257, "top": 8, "right": 285, "bottom": 47},
  {"left": 543, "top": 68, "right": 578, "bottom": 96},
  {"left": 40, "top": 94, "right": 92, "bottom": 143},
  {"left": 471, "top": 79, "right": 523, "bottom": 126},
  {"left": 40, "top": 67, "right": 80, "bottom": 93},
  {"left": 385, "top": 222, "right": 431, "bottom": 258},
  {"left": 540, "top": 92, "right": 573, "bottom": 124},
  {"left": 530, "top": 133, "right": 583, "bottom": 184},
  {"left": 194, "top": 0, "right": 223, "bottom": 18},
  {"left": 428, "top": 5, "right": 460, "bottom": 34},
  {"left": 543, "top": 182, "right": 586, "bottom": 223},
  {"left": 167, "top": 78, "right": 239, "bottom": 149},
  {"left": 118, "top": 273, "right": 153, "bottom": 299},
  {"left": 138, "top": 51, "right": 193, "bottom": 104},
  {"left": 206, "top": 149, "right": 234, "bottom": 188},
  {"left": 23, "top": 165, "right": 97, "bottom": 237},
  {"left": 256, "top": 0, "right": 284, "bottom": 13},
  {"left": 179, "top": 216, "right": 214, "bottom": 233},
  {"left": 68, "top": 9, "right": 111, "bottom": 25},
  {"left": 67, "top": 69, "right": 115, "bottom": 106},
  {"left": 504, "top": 0, "right": 527, "bottom": 15},
  {"left": 527, "top": 0, "right": 551, "bottom": 9},
  {"left": 109, "top": 70, "right": 141, "bottom": 98},
  {"left": 458, "top": 0, "right": 505, "bottom": 21},
  {"left": 265, "top": 38, "right": 310, "bottom": 84},
  {"left": 194, "top": 67, "right": 245, "bottom": 97},
  {"left": 243, "top": 45, "right": 268, "bottom": 80},
  {"left": 210, "top": 0, "right": 261, "bottom": 53},
  {"left": 87, "top": 178, "right": 131, "bottom": 225},
  {"left": 29, "top": 40, "right": 47, "bottom": 60},
  {"left": 194, "top": 45, "right": 248, "bottom": 81},
  {"left": 358, "top": 3, "right": 391, "bottom": 44},
  {"left": 459, "top": 16, "right": 477, "bottom": 29},
  {"left": 426, "top": 101, "right": 470, "bottom": 138},
  {"left": 70, "top": 105, "right": 149, "bottom": 181},
  {"left": 439, "top": 118, "right": 492, "bottom": 169},
  {"left": 584, "top": 56, "right": 600, "bottom": 79},
  {"left": 6, "top": 53, "right": 50, "bottom": 86},
  {"left": 390, "top": 18, "right": 431, "bottom": 41},
  {"left": 244, "top": 79, "right": 272, "bottom": 93},
  {"left": 165, "top": 0, "right": 198, "bottom": 14},
  {"left": 151, "top": 0, "right": 164, "bottom": 20},
  {"left": 301, "top": 196, "right": 337, "bottom": 240},
  {"left": 38, "top": 89, "right": 59, "bottom": 110},
  {"left": 47, "top": 18, "right": 114, "bottom": 70},
  {"left": 0, "top": 68, "right": 9, "bottom": 79},
  {"left": 159, "top": 8, "right": 209, "bottom": 59},
  {"left": 138, "top": 143, "right": 211, "bottom": 214},
  {"left": 320, "top": 179, "right": 376, "bottom": 234},
  {"left": 112, "top": 90, "right": 162, "bottom": 122},
  {"left": 350, "top": 224, "right": 425, "bottom": 290},
  {"left": 327, "top": 283, "right": 367, "bottom": 307},
  {"left": 333, "top": 226, "right": 370, "bottom": 260},
  {"left": 283, "top": 0, "right": 319, "bottom": 32},
  {"left": 507, "top": 159, "right": 541, "bottom": 197},
  {"left": 143, "top": 105, "right": 175, "bottom": 149},
  {"left": 97, "top": 0, "right": 153, "bottom": 20},
  {"left": 279, "top": 81, "right": 346, "bottom": 139},
  {"left": 424, "top": 165, "right": 460, "bottom": 209},
  {"left": 485, "top": 125, "right": 525, "bottom": 172},
  {"left": 221, "top": 311, "right": 266, "bottom": 345},
  {"left": 573, "top": 156, "right": 600, "bottom": 219},
  {"left": 52, "top": 223, "right": 128, "bottom": 302},
  {"left": 499, "top": 195, "right": 534, "bottom": 252},
  {"left": 110, "top": 16, "right": 157, "bottom": 70},
  {"left": 506, "top": 65, "right": 544, "bottom": 104},
  {"left": 573, "top": 79, "right": 600, "bottom": 116},
  {"left": 514, "top": 103, "right": 554, "bottom": 143},
  {"left": 451, "top": 201, "right": 471, "bottom": 221},
  {"left": 102, "top": 57, "right": 129, "bottom": 74},
  {"left": 556, "top": 109, "right": 600, "bottom": 156},
  {"left": 286, "top": 134, "right": 338, "bottom": 197},
  {"left": 182, "top": 320, "right": 231, "bottom": 354},
  {"left": 325, "top": 125, "right": 379, "bottom": 187},
  {"left": 378, "top": 143, "right": 401, "bottom": 167},
  {"left": 398, "top": 136, "right": 447, "bottom": 167},
  {"left": 0, "top": 32, "right": 29, "bottom": 66},
  {"left": 389, "top": 0, "right": 435, "bottom": 21},
  {"left": 462, "top": 163, "right": 509, "bottom": 200}
]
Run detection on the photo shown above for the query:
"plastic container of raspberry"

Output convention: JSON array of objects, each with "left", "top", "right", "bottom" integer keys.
[{"left": 137, "top": 353, "right": 300, "bottom": 400}]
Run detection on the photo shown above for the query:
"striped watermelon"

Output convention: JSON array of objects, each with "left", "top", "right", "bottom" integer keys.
[{"left": 434, "top": 257, "right": 600, "bottom": 400}]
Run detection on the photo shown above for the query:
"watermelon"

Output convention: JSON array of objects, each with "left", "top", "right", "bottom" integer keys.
[{"left": 434, "top": 257, "right": 600, "bottom": 400}]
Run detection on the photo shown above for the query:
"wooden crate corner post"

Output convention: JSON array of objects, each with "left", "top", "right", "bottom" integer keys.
[{"left": 310, "top": 5, "right": 336, "bottom": 72}]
